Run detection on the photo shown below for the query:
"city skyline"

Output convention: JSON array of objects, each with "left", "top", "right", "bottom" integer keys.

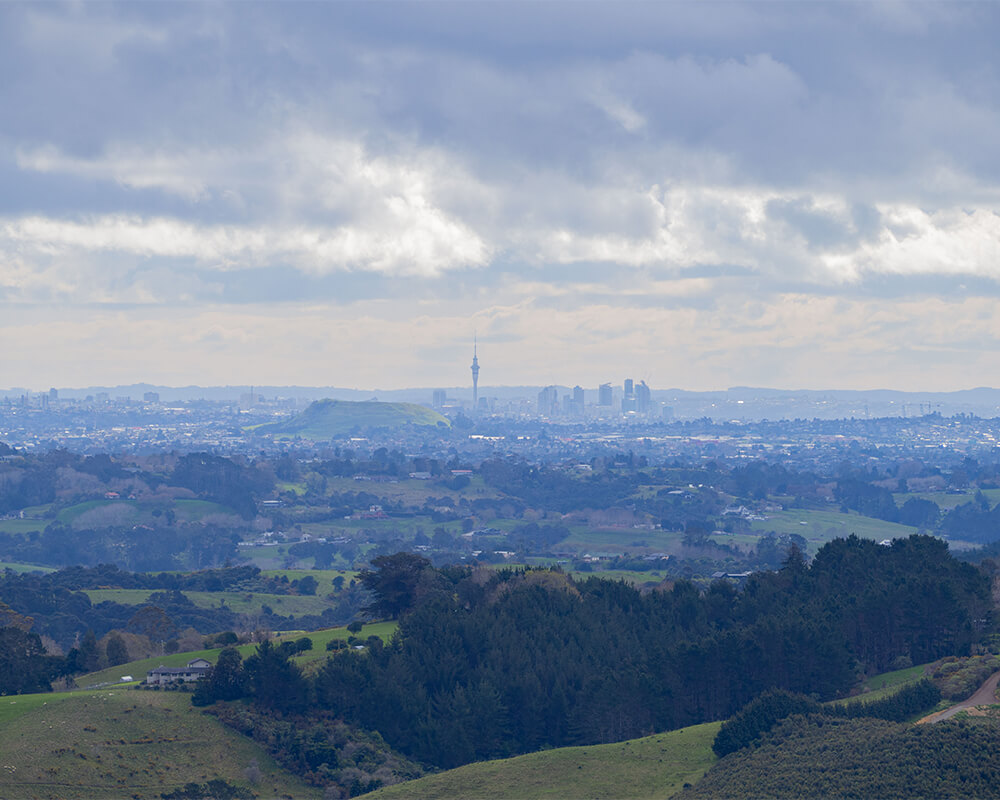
[{"left": 3, "top": 3, "right": 1000, "bottom": 392}]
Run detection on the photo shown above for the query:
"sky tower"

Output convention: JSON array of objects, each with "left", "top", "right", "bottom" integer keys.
[{"left": 470, "top": 336, "right": 480, "bottom": 412}]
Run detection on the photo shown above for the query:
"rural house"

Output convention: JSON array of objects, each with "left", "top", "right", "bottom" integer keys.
[{"left": 145, "top": 658, "right": 212, "bottom": 685}]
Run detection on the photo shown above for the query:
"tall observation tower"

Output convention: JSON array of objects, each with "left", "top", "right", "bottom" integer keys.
[{"left": 470, "top": 336, "right": 480, "bottom": 412}]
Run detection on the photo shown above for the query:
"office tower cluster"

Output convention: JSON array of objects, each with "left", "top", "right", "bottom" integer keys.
[
  {"left": 432, "top": 340, "right": 671, "bottom": 420},
  {"left": 536, "top": 378, "right": 658, "bottom": 418}
]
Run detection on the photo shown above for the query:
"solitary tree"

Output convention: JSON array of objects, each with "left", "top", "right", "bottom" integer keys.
[
  {"left": 105, "top": 633, "right": 129, "bottom": 666},
  {"left": 192, "top": 647, "right": 247, "bottom": 706}
]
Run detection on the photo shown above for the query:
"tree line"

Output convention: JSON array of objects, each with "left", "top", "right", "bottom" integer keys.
[{"left": 194, "top": 535, "right": 991, "bottom": 773}]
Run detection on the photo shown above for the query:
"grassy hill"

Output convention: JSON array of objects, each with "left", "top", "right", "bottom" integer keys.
[
  {"left": 75, "top": 621, "right": 397, "bottom": 687},
  {"left": 82, "top": 587, "right": 336, "bottom": 617},
  {"left": 255, "top": 398, "right": 449, "bottom": 439},
  {"left": 364, "top": 721, "right": 721, "bottom": 800},
  {"left": 0, "top": 688, "right": 321, "bottom": 799},
  {"left": 747, "top": 508, "right": 918, "bottom": 553}
]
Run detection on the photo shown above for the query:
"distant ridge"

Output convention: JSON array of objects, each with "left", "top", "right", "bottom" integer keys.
[{"left": 254, "top": 398, "right": 450, "bottom": 439}]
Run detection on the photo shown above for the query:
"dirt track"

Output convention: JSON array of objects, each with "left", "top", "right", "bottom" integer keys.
[{"left": 917, "top": 670, "right": 1000, "bottom": 724}]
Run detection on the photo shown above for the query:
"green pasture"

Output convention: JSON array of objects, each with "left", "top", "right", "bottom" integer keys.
[
  {"left": 559, "top": 526, "right": 682, "bottom": 554},
  {"left": 0, "top": 560, "right": 55, "bottom": 573},
  {"left": 893, "top": 488, "right": 1000, "bottom": 510},
  {"left": 56, "top": 498, "right": 235, "bottom": 528},
  {"left": 173, "top": 499, "right": 236, "bottom": 520},
  {"left": 261, "top": 567, "right": 359, "bottom": 585},
  {"left": 0, "top": 517, "right": 46, "bottom": 534},
  {"left": 184, "top": 590, "right": 331, "bottom": 615},
  {"left": 323, "top": 475, "right": 502, "bottom": 504},
  {"left": 82, "top": 588, "right": 335, "bottom": 616},
  {"left": 0, "top": 688, "right": 319, "bottom": 799},
  {"left": 0, "top": 687, "right": 83, "bottom": 727},
  {"left": 571, "top": 568, "right": 669, "bottom": 585},
  {"left": 836, "top": 662, "right": 931, "bottom": 705},
  {"left": 287, "top": 621, "right": 397, "bottom": 666},
  {"left": 749, "top": 509, "right": 917, "bottom": 552},
  {"left": 298, "top": 515, "right": 448, "bottom": 539},
  {"left": 367, "top": 721, "right": 721, "bottom": 800},
  {"left": 57, "top": 499, "right": 138, "bottom": 525},
  {"left": 76, "top": 623, "right": 398, "bottom": 688},
  {"left": 707, "top": 531, "right": 761, "bottom": 549}
]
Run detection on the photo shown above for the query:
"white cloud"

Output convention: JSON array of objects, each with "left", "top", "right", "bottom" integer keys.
[
  {"left": 0, "top": 212, "right": 487, "bottom": 282},
  {"left": 6, "top": 172, "right": 1000, "bottom": 304},
  {"left": 17, "top": 146, "right": 212, "bottom": 200},
  {"left": 821, "top": 207, "right": 1000, "bottom": 282}
]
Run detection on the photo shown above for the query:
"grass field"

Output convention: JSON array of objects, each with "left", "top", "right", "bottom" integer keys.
[
  {"left": 749, "top": 509, "right": 917, "bottom": 552},
  {"left": 559, "top": 526, "right": 682, "bottom": 553},
  {"left": 297, "top": 515, "right": 459, "bottom": 540},
  {"left": 76, "top": 622, "right": 398, "bottom": 687},
  {"left": 0, "top": 560, "right": 55, "bottom": 573},
  {"left": 260, "top": 567, "right": 359, "bottom": 583},
  {"left": 82, "top": 589, "right": 336, "bottom": 616},
  {"left": 571, "top": 569, "right": 669, "bottom": 585},
  {"left": 834, "top": 662, "right": 931, "bottom": 705},
  {"left": 0, "top": 689, "right": 320, "bottom": 799},
  {"left": 322, "top": 475, "right": 503, "bottom": 505},
  {"left": 894, "top": 488, "right": 1000, "bottom": 510},
  {"left": 366, "top": 721, "right": 721, "bottom": 800},
  {"left": 0, "top": 517, "right": 47, "bottom": 534},
  {"left": 56, "top": 498, "right": 235, "bottom": 528}
]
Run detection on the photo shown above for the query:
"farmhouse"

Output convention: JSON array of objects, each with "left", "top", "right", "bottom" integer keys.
[{"left": 145, "top": 658, "right": 212, "bottom": 685}]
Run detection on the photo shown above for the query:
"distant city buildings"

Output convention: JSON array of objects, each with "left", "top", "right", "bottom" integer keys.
[
  {"left": 537, "top": 386, "right": 559, "bottom": 416},
  {"left": 635, "top": 381, "right": 651, "bottom": 414}
]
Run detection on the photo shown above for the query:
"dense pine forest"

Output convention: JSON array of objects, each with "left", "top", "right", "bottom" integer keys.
[{"left": 189, "top": 535, "right": 990, "bottom": 777}]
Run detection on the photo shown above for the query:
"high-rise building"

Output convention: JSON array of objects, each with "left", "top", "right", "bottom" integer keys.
[
  {"left": 432, "top": 389, "right": 447, "bottom": 409},
  {"left": 537, "top": 385, "right": 559, "bottom": 416},
  {"left": 635, "top": 380, "right": 651, "bottom": 414},
  {"left": 623, "top": 378, "right": 637, "bottom": 413},
  {"left": 598, "top": 383, "right": 613, "bottom": 406},
  {"left": 470, "top": 336, "right": 480, "bottom": 412}
]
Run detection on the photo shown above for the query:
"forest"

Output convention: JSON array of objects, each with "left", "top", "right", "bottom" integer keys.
[{"left": 189, "top": 535, "right": 990, "bottom": 779}]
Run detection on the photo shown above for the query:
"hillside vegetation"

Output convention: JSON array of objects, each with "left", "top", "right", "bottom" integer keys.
[
  {"left": 257, "top": 399, "right": 449, "bottom": 439},
  {"left": 0, "top": 689, "right": 320, "bottom": 800},
  {"left": 365, "top": 721, "right": 721, "bottom": 800},
  {"left": 680, "top": 715, "right": 1000, "bottom": 799},
  {"left": 76, "top": 622, "right": 397, "bottom": 687}
]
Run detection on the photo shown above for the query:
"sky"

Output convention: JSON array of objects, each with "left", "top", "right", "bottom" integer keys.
[{"left": 3, "top": 1, "right": 1000, "bottom": 392}]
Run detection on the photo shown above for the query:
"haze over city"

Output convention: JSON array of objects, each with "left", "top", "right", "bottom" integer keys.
[{"left": 4, "top": 2, "right": 1000, "bottom": 392}]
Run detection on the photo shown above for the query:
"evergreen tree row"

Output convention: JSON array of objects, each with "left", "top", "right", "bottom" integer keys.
[{"left": 225, "top": 534, "right": 988, "bottom": 770}]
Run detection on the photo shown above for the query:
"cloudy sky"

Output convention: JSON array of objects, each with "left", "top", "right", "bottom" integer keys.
[{"left": 3, "top": 2, "right": 1000, "bottom": 392}]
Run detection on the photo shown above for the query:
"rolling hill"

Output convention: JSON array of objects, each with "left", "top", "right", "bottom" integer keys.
[
  {"left": 255, "top": 399, "right": 450, "bottom": 439},
  {"left": 0, "top": 689, "right": 320, "bottom": 799},
  {"left": 364, "top": 721, "right": 721, "bottom": 800}
]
